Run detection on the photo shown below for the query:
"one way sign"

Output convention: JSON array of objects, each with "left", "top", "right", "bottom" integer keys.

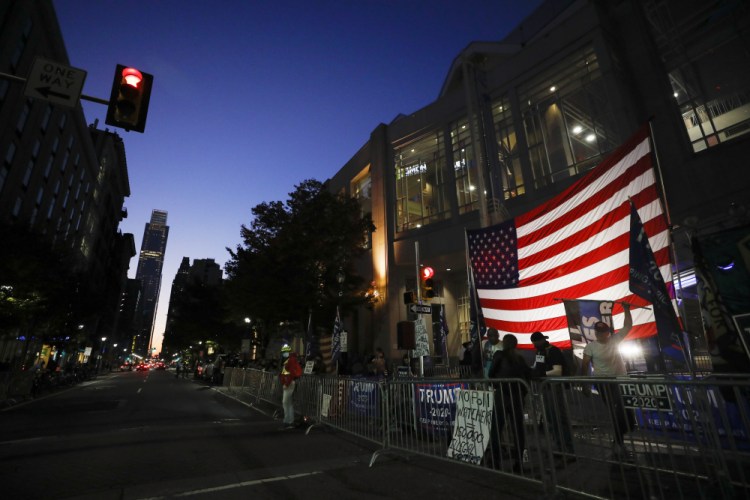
[
  {"left": 409, "top": 304, "right": 432, "bottom": 315},
  {"left": 24, "top": 57, "right": 86, "bottom": 109}
]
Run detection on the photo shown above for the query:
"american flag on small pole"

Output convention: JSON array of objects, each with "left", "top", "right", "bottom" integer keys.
[{"left": 467, "top": 124, "right": 673, "bottom": 349}]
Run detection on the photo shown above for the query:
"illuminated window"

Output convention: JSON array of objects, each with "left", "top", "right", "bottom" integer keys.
[
  {"left": 519, "top": 46, "right": 620, "bottom": 188},
  {"left": 394, "top": 132, "right": 450, "bottom": 232},
  {"left": 351, "top": 167, "right": 372, "bottom": 249},
  {"left": 491, "top": 97, "right": 524, "bottom": 200},
  {"left": 451, "top": 119, "right": 479, "bottom": 214},
  {"left": 644, "top": 0, "right": 750, "bottom": 152}
]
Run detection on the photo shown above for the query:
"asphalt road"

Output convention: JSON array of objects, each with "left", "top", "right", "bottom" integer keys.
[{"left": 0, "top": 369, "right": 544, "bottom": 500}]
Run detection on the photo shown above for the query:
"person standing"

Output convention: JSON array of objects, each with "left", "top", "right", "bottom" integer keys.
[
  {"left": 487, "top": 334, "right": 532, "bottom": 472},
  {"left": 579, "top": 303, "right": 633, "bottom": 455},
  {"left": 482, "top": 328, "right": 502, "bottom": 378},
  {"left": 279, "top": 344, "right": 302, "bottom": 429},
  {"left": 530, "top": 331, "right": 575, "bottom": 463}
]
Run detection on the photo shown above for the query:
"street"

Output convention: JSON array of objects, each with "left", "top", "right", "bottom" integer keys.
[{"left": 0, "top": 369, "right": 541, "bottom": 500}]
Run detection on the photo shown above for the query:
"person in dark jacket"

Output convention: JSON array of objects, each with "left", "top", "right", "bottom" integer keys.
[{"left": 487, "top": 334, "right": 532, "bottom": 472}]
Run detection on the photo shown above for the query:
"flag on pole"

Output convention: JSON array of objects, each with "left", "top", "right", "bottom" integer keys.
[
  {"left": 628, "top": 200, "right": 687, "bottom": 369},
  {"left": 466, "top": 125, "right": 672, "bottom": 349},
  {"left": 468, "top": 269, "right": 485, "bottom": 373},
  {"left": 304, "top": 309, "right": 315, "bottom": 360},
  {"left": 438, "top": 305, "right": 449, "bottom": 362},
  {"left": 331, "top": 306, "right": 342, "bottom": 367}
]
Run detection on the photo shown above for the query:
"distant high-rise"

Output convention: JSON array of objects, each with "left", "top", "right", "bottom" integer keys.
[{"left": 134, "top": 210, "right": 169, "bottom": 357}]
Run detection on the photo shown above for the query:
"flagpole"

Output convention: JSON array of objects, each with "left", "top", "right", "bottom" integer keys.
[{"left": 642, "top": 126, "right": 695, "bottom": 375}]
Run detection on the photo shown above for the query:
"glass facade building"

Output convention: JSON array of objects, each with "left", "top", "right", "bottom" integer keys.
[{"left": 327, "top": 0, "right": 750, "bottom": 362}]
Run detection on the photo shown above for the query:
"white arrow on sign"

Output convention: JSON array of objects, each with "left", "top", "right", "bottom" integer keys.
[
  {"left": 409, "top": 304, "right": 432, "bottom": 315},
  {"left": 23, "top": 57, "right": 87, "bottom": 109}
]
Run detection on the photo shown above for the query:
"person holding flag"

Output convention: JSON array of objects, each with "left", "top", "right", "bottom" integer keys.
[{"left": 579, "top": 304, "right": 633, "bottom": 456}]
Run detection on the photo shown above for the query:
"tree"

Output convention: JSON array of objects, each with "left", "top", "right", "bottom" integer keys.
[
  {"left": 0, "top": 223, "right": 88, "bottom": 340},
  {"left": 225, "top": 179, "right": 374, "bottom": 343}
]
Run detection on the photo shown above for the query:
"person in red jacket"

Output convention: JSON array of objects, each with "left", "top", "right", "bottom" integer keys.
[{"left": 279, "top": 344, "right": 302, "bottom": 429}]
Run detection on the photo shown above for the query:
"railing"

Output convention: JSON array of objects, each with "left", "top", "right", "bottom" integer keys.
[{"left": 221, "top": 367, "right": 750, "bottom": 499}]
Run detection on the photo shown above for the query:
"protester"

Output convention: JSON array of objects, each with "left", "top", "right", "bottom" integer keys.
[
  {"left": 487, "top": 334, "right": 532, "bottom": 472},
  {"left": 531, "top": 331, "right": 575, "bottom": 464},
  {"left": 279, "top": 344, "right": 302, "bottom": 429},
  {"left": 579, "top": 303, "right": 633, "bottom": 456},
  {"left": 481, "top": 328, "right": 502, "bottom": 378},
  {"left": 368, "top": 347, "right": 389, "bottom": 379}
]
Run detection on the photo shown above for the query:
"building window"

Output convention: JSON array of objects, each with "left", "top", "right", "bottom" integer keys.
[
  {"left": 519, "top": 46, "right": 620, "bottom": 188},
  {"left": 491, "top": 96, "right": 524, "bottom": 199},
  {"left": 41, "top": 106, "right": 52, "bottom": 133},
  {"left": 12, "top": 196, "right": 22, "bottom": 218},
  {"left": 644, "top": 1, "right": 750, "bottom": 152},
  {"left": 16, "top": 102, "right": 30, "bottom": 134},
  {"left": 0, "top": 166, "right": 8, "bottom": 193},
  {"left": 58, "top": 113, "right": 67, "bottom": 131},
  {"left": 395, "top": 131, "right": 450, "bottom": 231},
  {"left": 22, "top": 160, "right": 33, "bottom": 187},
  {"left": 351, "top": 167, "right": 372, "bottom": 249},
  {"left": 451, "top": 119, "right": 480, "bottom": 214},
  {"left": 43, "top": 155, "right": 54, "bottom": 179}
]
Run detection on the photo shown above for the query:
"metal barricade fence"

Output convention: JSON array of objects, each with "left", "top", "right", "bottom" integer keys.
[
  {"left": 537, "top": 376, "right": 750, "bottom": 499},
  {"left": 314, "top": 376, "right": 386, "bottom": 447},
  {"left": 378, "top": 378, "right": 545, "bottom": 486},
  {"left": 222, "top": 368, "right": 749, "bottom": 499}
]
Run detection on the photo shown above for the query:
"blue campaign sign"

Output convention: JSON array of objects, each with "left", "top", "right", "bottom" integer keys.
[
  {"left": 348, "top": 378, "right": 380, "bottom": 417},
  {"left": 414, "top": 382, "right": 468, "bottom": 435},
  {"left": 634, "top": 380, "right": 750, "bottom": 450}
]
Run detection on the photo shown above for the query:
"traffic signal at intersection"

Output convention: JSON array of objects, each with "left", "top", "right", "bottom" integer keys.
[
  {"left": 421, "top": 266, "right": 435, "bottom": 299},
  {"left": 105, "top": 64, "right": 153, "bottom": 133}
]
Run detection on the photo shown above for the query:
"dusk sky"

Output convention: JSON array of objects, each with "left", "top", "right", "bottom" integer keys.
[{"left": 53, "top": 0, "right": 543, "bottom": 352}]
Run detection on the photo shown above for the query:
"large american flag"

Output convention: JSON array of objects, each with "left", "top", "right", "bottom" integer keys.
[{"left": 467, "top": 125, "right": 672, "bottom": 349}]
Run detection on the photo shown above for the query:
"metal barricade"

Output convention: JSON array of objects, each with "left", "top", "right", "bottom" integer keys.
[
  {"left": 537, "top": 376, "right": 750, "bottom": 499},
  {"left": 378, "top": 377, "right": 546, "bottom": 488},
  {"left": 315, "top": 376, "right": 386, "bottom": 447}
]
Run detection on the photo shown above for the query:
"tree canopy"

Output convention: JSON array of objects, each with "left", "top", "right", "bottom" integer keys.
[{"left": 224, "top": 179, "right": 375, "bottom": 335}]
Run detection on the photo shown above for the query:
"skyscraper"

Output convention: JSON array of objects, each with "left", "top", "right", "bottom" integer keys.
[{"left": 134, "top": 210, "right": 169, "bottom": 357}]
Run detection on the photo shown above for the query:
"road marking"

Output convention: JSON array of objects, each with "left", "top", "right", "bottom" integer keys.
[
  {"left": 138, "top": 471, "right": 322, "bottom": 499},
  {"left": 137, "top": 388, "right": 142, "bottom": 394}
]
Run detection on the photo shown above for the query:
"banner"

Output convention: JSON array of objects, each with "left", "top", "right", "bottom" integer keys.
[
  {"left": 446, "top": 388, "right": 494, "bottom": 464},
  {"left": 414, "top": 381, "right": 467, "bottom": 435}
]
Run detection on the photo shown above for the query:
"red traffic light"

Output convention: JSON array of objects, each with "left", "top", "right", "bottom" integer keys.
[
  {"left": 106, "top": 64, "right": 153, "bottom": 133},
  {"left": 121, "top": 67, "right": 143, "bottom": 88},
  {"left": 421, "top": 266, "right": 434, "bottom": 280}
]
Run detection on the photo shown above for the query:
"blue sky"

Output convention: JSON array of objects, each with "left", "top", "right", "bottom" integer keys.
[{"left": 54, "top": 0, "right": 542, "bottom": 351}]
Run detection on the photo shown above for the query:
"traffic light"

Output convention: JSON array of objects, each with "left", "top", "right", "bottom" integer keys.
[
  {"left": 421, "top": 266, "right": 435, "bottom": 299},
  {"left": 105, "top": 64, "right": 153, "bottom": 133}
]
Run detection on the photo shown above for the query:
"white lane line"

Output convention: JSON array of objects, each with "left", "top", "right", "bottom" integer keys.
[
  {"left": 138, "top": 471, "right": 322, "bottom": 499},
  {"left": 137, "top": 388, "right": 142, "bottom": 394}
]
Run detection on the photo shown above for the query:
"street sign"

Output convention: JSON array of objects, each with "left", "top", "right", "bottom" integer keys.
[
  {"left": 24, "top": 57, "right": 87, "bottom": 108},
  {"left": 409, "top": 304, "right": 432, "bottom": 315}
]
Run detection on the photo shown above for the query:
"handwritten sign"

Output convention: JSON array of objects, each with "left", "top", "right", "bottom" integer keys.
[
  {"left": 446, "top": 389, "right": 494, "bottom": 464},
  {"left": 412, "top": 317, "right": 430, "bottom": 357}
]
